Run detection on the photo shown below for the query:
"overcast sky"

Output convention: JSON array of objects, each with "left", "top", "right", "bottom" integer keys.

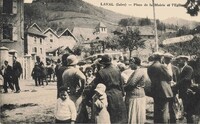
[{"left": 24, "top": 0, "right": 200, "bottom": 22}]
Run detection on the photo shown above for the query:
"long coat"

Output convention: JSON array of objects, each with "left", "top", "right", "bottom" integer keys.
[
  {"left": 147, "top": 61, "right": 173, "bottom": 98},
  {"left": 12, "top": 61, "right": 22, "bottom": 78},
  {"left": 176, "top": 65, "right": 193, "bottom": 98},
  {"left": 92, "top": 64, "right": 127, "bottom": 123},
  {"left": 176, "top": 64, "right": 194, "bottom": 114}
]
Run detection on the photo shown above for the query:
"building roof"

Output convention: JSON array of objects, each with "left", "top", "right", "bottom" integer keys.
[
  {"left": 43, "top": 28, "right": 59, "bottom": 38},
  {"left": 57, "top": 28, "right": 79, "bottom": 42},
  {"left": 127, "top": 26, "right": 155, "bottom": 36},
  {"left": 72, "top": 27, "right": 109, "bottom": 42},
  {"left": 28, "top": 23, "right": 43, "bottom": 32},
  {"left": 96, "top": 22, "right": 107, "bottom": 28},
  {"left": 26, "top": 23, "right": 46, "bottom": 37}
]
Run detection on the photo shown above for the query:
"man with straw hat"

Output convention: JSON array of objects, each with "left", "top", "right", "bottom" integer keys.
[
  {"left": 147, "top": 52, "right": 173, "bottom": 123},
  {"left": 62, "top": 55, "right": 87, "bottom": 122},
  {"left": 175, "top": 55, "right": 194, "bottom": 123},
  {"left": 163, "top": 53, "right": 182, "bottom": 122}
]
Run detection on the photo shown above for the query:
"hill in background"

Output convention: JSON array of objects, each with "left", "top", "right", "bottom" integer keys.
[
  {"left": 24, "top": 0, "right": 130, "bottom": 32},
  {"left": 163, "top": 17, "right": 200, "bottom": 29}
]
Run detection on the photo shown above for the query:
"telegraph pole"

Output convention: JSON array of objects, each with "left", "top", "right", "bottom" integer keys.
[{"left": 152, "top": 0, "right": 159, "bottom": 52}]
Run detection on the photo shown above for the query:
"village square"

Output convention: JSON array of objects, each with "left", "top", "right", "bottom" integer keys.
[{"left": 0, "top": 0, "right": 200, "bottom": 123}]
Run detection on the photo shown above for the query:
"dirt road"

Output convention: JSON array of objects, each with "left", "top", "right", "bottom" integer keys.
[
  {"left": 0, "top": 79, "right": 187, "bottom": 123},
  {"left": 0, "top": 79, "right": 57, "bottom": 123}
]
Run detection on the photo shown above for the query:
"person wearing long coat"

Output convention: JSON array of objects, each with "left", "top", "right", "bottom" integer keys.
[
  {"left": 92, "top": 54, "right": 127, "bottom": 124},
  {"left": 147, "top": 52, "right": 173, "bottom": 123},
  {"left": 176, "top": 56, "right": 194, "bottom": 123},
  {"left": 12, "top": 56, "right": 22, "bottom": 93}
]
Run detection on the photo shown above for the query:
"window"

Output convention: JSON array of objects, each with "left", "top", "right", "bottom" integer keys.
[
  {"left": 50, "top": 39, "right": 53, "bottom": 43},
  {"left": 34, "top": 37, "right": 36, "bottom": 43},
  {"left": 3, "top": 0, "right": 17, "bottom": 14},
  {"left": 32, "top": 47, "right": 37, "bottom": 53},
  {"left": 40, "top": 38, "right": 42, "bottom": 44},
  {"left": 3, "top": 24, "right": 13, "bottom": 40},
  {"left": 40, "top": 48, "right": 42, "bottom": 54}
]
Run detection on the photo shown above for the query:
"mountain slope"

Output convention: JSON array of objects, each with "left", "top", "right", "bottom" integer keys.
[
  {"left": 162, "top": 17, "right": 200, "bottom": 29},
  {"left": 24, "top": 0, "right": 130, "bottom": 32}
]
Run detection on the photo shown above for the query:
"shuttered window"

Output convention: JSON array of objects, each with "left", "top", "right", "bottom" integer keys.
[
  {"left": 3, "top": 0, "right": 13, "bottom": 14},
  {"left": 3, "top": 0, "right": 17, "bottom": 14},
  {"left": 3, "top": 24, "right": 13, "bottom": 40}
]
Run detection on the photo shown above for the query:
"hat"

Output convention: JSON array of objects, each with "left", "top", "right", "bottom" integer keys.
[
  {"left": 149, "top": 52, "right": 163, "bottom": 61},
  {"left": 164, "top": 53, "right": 174, "bottom": 59},
  {"left": 95, "top": 83, "right": 106, "bottom": 95},
  {"left": 176, "top": 55, "right": 190, "bottom": 61},
  {"left": 67, "top": 55, "right": 78, "bottom": 66},
  {"left": 99, "top": 54, "right": 112, "bottom": 65}
]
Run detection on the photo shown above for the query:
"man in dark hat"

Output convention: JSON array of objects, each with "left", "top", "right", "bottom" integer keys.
[
  {"left": 175, "top": 55, "right": 194, "bottom": 123},
  {"left": 2, "top": 60, "right": 14, "bottom": 93},
  {"left": 12, "top": 56, "right": 22, "bottom": 93},
  {"left": 147, "top": 52, "right": 173, "bottom": 123},
  {"left": 92, "top": 54, "right": 127, "bottom": 123}
]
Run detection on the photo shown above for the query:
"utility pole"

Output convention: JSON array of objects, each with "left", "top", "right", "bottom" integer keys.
[{"left": 152, "top": 0, "right": 159, "bottom": 52}]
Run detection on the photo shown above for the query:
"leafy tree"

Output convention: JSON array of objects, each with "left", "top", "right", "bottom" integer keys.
[
  {"left": 118, "top": 18, "right": 137, "bottom": 26},
  {"left": 162, "top": 36, "right": 200, "bottom": 56},
  {"left": 138, "top": 17, "right": 152, "bottom": 26},
  {"left": 176, "top": 26, "right": 191, "bottom": 36},
  {"left": 156, "top": 20, "right": 166, "bottom": 32},
  {"left": 118, "top": 28, "right": 145, "bottom": 58}
]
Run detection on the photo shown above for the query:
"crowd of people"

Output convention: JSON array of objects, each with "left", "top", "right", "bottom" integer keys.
[
  {"left": 1, "top": 52, "right": 200, "bottom": 124},
  {"left": 31, "top": 56, "right": 56, "bottom": 86},
  {"left": 53, "top": 52, "right": 200, "bottom": 124},
  {"left": 0, "top": 56, "right": 22, "bottom": 93}
]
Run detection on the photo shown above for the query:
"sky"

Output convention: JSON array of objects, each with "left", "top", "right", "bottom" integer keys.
[
  {"left": 24, "top": 0, "right": 200, "bottom": 22},
  {"left": 82, "top": 0, "right": 200, "bottom": 22}
]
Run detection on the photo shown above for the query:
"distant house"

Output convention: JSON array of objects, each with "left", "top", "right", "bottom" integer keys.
[
  {"left": 72, "top": 22, "right": 109, "bottom": 42},
  {"left": 44, "top": 28, "right": 78, "bottom": 57},
  {"left": 127, "top": 26, "right": 155, "bottom": 39},
  {"left": 24, "top": 23, "right": 46, "bottom": 63},
  {"left": 113, "top": 26, "right": 156, "bottom": 39},
  {"left": 95, "top": 22, "right": 108, "bottom": 34},
  {"left": 57, "top": 28, "right": 78, "bottom": 49},
  {"left": 72, "top": 22, "right": 109, "bottom": 53},
  {"left": 0, "top": 0, "right": 24, "bottom": 58},
  {"left": 43, "top": 28, "right": 59, "bottom": 50}
]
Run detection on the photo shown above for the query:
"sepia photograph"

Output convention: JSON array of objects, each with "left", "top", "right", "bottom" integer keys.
[{"left": 0, "top": 0, "right": 200, "bottom": 123}]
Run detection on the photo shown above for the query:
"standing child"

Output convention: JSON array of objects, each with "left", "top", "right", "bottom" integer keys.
[
  {"left": 92, "top": 83, "right": 111, "bottom": 124},
  {"left": 55, "top": 86, "right": 77, "bottom": 124}
]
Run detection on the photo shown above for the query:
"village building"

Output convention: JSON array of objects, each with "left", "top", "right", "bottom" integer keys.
[
  {"left": 44, "top": 27, "right": 78, "bottom": 61},
  {"left": 24, "top": 23, "right": 46, "bottom": 63},
  {"left": 72, "top": 22, "right": 109, "bottom": 53},
  {"left": 0, "top": 0, "right": 24, "bottom": 65}
]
